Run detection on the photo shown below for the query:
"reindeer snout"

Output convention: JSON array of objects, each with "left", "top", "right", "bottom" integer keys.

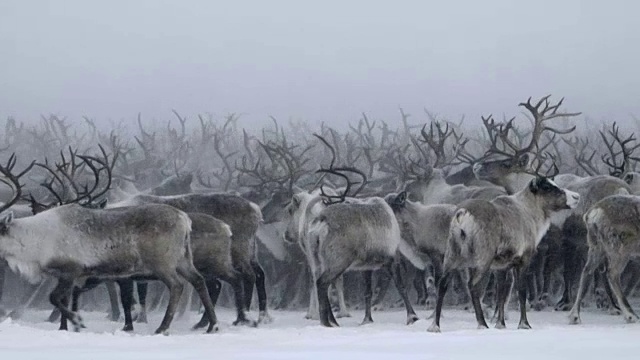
[
  {"left": 565, "top": 190, "right": 580, "bottom": 209},
  {"left": 472, "top": 162, "right": 484, "bottom": 176}
]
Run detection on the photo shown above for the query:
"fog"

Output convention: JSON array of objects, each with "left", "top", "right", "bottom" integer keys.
[{"left": 1, "top": 0, "right": 639, "bottom": 129}]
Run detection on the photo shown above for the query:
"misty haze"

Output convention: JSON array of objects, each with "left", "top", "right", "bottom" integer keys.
[{"left": 1, "top": 1, "right": 640, "bottom": 359}]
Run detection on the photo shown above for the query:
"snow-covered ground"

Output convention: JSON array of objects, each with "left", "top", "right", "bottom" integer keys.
[{"left": 0, "top": 307, "right": 638, "bottom": 360}]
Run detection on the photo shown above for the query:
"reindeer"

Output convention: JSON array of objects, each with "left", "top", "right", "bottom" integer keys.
[
  {"left": 569, "top": 195, "right": 640, "bottom": 325},
  {"left": 384, "top": 191, "right": 457, "bottom": 307},
  {"left": 284, "top": 165, "right": 419, "bottom": 327},
  {"left": 109, "top": 192, "right": 272, "bottom": 324},
  {"left": 0, "top": 154, "right": 219, "bottom": 334},
  {"left": 428, "top": 176, "right": 580, "bottom": 332},
  {"left": 469, "top": 96, "right": 633, "bottom": 311}
]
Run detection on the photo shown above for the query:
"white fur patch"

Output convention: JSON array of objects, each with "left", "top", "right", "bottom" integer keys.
[
  {"left": 535, "top": 219, "right": 551, "bottom": 247},
  {"left": 584, "top": 207, "right": 605, "bottom": 225},
  {"left": 398, "top": 238, "right": 427, "bottom": 270},
  {"left": 249, "top": 201, "right": 264, "bottom": 223},
  {"left": 221, "top": 223, "right": 233, "bottom": 238},
  {"left": 564, "top": 189, "right": 580, "bottom": 209},
  {"left": 5, "top": 256, "right": 43, "bottom": 284}
]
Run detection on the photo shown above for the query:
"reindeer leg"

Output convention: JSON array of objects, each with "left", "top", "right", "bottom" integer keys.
[
  {"left": 306, "top": 282, "right": 320, "bottom": 320},
  {"left": 155, "top": 274, "right": 185, "bottom": 335},
  {"left": 116, "top": 279, "right": 135, "bottom": 332},
  {"left": 493, "top": 269, "right": 511, "bottom": 329},
  {"left": 414, "top": 269, "right": 428, "bottom": 306},
  {"left": 178, "top": 263, "right": 219, "bottom": 333},
  {"left": 468, "top": 267, "right": 490, "bottom": 330},
  {"left": 427, "top": 268, "right": 452, "bottom": 333},
  {"left": 251, "top": 260, "right": 272, "bottom": 324},
  {"left": 569, "top": 247, "right": 603, "bottom": 324},
  {"left": 605, "top": 254, "right": 638, "bottom": 324},
  {"left": 222, "top": 271, "right": 256, "bottom": 327},
  {"left": 514, "top": 260, "right": 533, "bottom": 330},
  {"left": 239, "top": 262, "right": 256, "bottom": 312},
  {"left": 361, "top": 271, "right": 374, "bottom": 325},
  {"left": 333, "top": 275, "right": 351, "bottom": 318},
  {"left": 388, "top": 260, "right": 419, "bottom": 325},
  {"left": 136, "top": 281, "right": 148, "bottom": 323},
  {"left": 50, "top": 278, "right": 84, "bottom": 331},
  {"left": 193, "top": 278, "right": 220, "bottom": 329},
  {"left": 105, "top": 281, "right": 121, "bottom": 322},
  {"left": 316, "top": 262, "right": 348, "bottom": 328}
]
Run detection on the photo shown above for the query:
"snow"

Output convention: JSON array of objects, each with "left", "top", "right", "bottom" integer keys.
[{"left": 0, "top": 307, "right": 638, "bottom": 360}]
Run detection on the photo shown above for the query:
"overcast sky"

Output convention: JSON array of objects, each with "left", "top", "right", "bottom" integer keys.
[{"left": 1, "top": 0, "right": 638, "bottom": 130}]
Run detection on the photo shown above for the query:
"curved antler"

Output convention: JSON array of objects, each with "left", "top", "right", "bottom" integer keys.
[{"left": 0, "top": 154, "right": 35, "bottom": 214}]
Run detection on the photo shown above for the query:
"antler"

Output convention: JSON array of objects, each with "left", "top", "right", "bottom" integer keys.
[
  {"left": 35, "top": 145, "right": 116, "bottom": 207},
  {"left": 0, "top": 154, "right": 36, "bottom": 214},
  {"left": 316, "top": 167, "right": 368, "bottom": 205},
  {"left": 517, "top": 95, "right": 580, "bottom": 156},
  {"left": 565, "top": 136, "right": 600, "bottom": 176},
  {"left": 600, "top": 122, "right": 640, "bottom": 177},
  {"left": 480, "top": 96, "right": 580, "bottom": 172}
]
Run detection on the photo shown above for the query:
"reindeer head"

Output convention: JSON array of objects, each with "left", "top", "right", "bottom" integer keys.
[
  {"left": 282, "top": 191, "right": 319, "bottom": 245},
  {"left": 472, "top": 154, "right": 531, "bottom": 184},
  {"left": 528, "top": 177, "right": 580, "bottom": 212},
  {"left": 150, "top": 173, "right": 193, "bottom": 196}
]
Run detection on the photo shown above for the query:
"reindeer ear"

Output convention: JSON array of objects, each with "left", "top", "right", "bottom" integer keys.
[
  {"left": 396, "top": 191, "right": 407, "bottom": 205},
  {"left": 97, "top": 198, "right": 108, "bottom": 209},
  {"left": 518, "top": 154, "right": 530, "bottom": 168},
  {"left": 0, "top": 211, "right": 13, "bottom": 234},
  {"left": 624, "top": 173, "right": 634, "bottom": 185},
  {"left": 529, "top": 177, "right": 541, "bottom": 194}
]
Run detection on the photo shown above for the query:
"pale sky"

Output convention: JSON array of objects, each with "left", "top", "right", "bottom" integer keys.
[{"left": 1, "top": 0, "right": 639, "bottom": 130}]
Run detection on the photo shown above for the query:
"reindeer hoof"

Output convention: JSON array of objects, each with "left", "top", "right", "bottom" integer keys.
[
  {"left": 360, "top": 318, "right": 374, "bottom": 326},
  {"left": 122, "top": 324, "right": 134, "bottom": 332},
  {"left": 107, "top": 311, "right": 121, "bottom": 322},
  {"left": 8, "top": 308, "right": 24, "bottom": 320},
  {"left": 624, "top": 314, "right": 638, "bottom": 324},
  {"left": 305, "top": 313, "right": 319, "bottom": 320},
  {"left": 477, "top": 324, "right": 489, "bottom": 330},
  {"left": 609, "top": 307, "right": 622, "bottom": 316},
  {"left": 406, "top": 314, "right": 419, "bottom": 325},
  {"left": 425, "top": 299, "right": 436, "bottom": 310},
  {"left": 206, "top": 324, "right": 220, "bottom": 333},
  {"left": 258, "top": 311, "right": 273, "bottom": 324},
  {"left": 135, "top": 311, "right": 148, "bottom": 324},
  {"left": 233, "top": 318, "right": 258, "bottom": 328},
  {"left": 568, "top": 313, "right": 581, "bottom": 325},
  {"left": 495, "top": 322, "right": 506, "bottom": 329},
  {"left": 154, "top": 328, "right": 170, "bottom": 335},
  {"left": 192, "top": 320, "right": 209, "bottom": 330},
  {"left": 518, "top": 322, "right": 532, "bottom": 330},
  {"left": 532, "top": 301, "right": 547, "bottom": 312},
  {"left": 427, "top": 323, "right": 441, "bottom": 333}
]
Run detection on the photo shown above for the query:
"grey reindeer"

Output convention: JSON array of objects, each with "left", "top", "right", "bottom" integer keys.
[
  {"left": 384, "top": 191, "right": 457, "bottom": 305},
  {"left": 428, "top": 177, "right": 580, "bottom": 332},
  {"left": 569, "top": 195, "right": 640, "bottom": 325},
  {"left": 0, "top": 154, "right": 219, "bottom": 334},
  {"left": 110, "top": 192, "right": 272, "bottom": 324},
  {"left": 284, "top": 168, "right": 419, "bottom": 327}
]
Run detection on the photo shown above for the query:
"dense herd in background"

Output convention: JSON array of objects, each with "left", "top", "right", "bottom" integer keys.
[{"left": 1, "top": 95, "right": 640, "bottom": 334}]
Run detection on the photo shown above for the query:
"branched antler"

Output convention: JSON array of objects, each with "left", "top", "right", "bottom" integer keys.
[{"left": 600, "top": 122, "right": 640, "bottom": 177}]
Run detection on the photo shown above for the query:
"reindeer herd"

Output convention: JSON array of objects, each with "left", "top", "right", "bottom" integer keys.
[{"left": 1, "top": 95, "right": 640, "bottom": 335}]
